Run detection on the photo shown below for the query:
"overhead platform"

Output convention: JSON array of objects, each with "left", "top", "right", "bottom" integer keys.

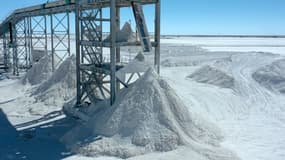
[{"left": 0, "top": 0, "right": 158, "bottom": 35}]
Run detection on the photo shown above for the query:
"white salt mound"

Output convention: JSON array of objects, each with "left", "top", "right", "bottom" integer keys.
[
  {"left": 22, "top": 54, "right": 53, "bottom": 85},
  {"left": 62, "top": 68, "right": 239, "bottom": 159},
  {"left": 32, "top": 55, "right": 76, "bottom": 105},
  {"left": 104, "top": 22, "right": 136, "bottom": 43},
  {"left": 253, "top": 59, "right": 285, "bottom": 94},
  {"left": 116, "top": 52, "right": 150, "bottom": 83},
  {"left": 188, "top": 65, "right": 235, "bottom": 89}
]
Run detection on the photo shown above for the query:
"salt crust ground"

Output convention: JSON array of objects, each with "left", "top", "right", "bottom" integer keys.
[
  {"left": 62, "top": 68, "right": 239, "bottom": 160},
  {"left": 1, "top": 38, "right": 285, "bottom": 160}
]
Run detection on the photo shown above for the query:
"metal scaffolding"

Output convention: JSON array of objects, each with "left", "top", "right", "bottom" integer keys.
[
  {"left": 50, "top": 12, "right": 71, "bottom": 71},
  {"left": 0, "top": 0, "right": 161, "bottom": 106},
  {"left": 30, "top": 15, "right": 48, "bottom": 56},
  {"left": 15, "top": 18, "right": 30, "bottom": 71},
  {"left": 3, "top": 32, "right": 12, "bottom": 72}
]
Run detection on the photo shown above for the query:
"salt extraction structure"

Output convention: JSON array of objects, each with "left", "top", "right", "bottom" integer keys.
[{"left": 0, "top": 0, "right": 161, "bottom": 106}]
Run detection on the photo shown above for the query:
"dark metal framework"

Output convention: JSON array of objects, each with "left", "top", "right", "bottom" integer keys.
[
  {"left": 0, "top": 36, "right": 3, "bottom": 69},
  {"left": 76, "top": 7, "right": 109, "bottom": 103},
  {"left": 0, "top": 0, "right": 161, "bottom": 106},
  {"left": 30, "top": 16, "right": 48, "bottom": 54},
  {"left": 3, "top": 32, "right": 11, "bottom": 72},
  {"left": 75, "top": 0, "right": 160, "bottom": 105},
  {"left": 15, "top": 18, "right": 30, "bottom": 71},
  {"left": 50, "top": 12, "right": 71, "bottom": 71}
]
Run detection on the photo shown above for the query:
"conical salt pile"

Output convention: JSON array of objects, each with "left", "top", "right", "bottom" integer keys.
[
  {"left": 32, "top": 55, "right": 76, "bottom": 105},
  {"left": 104, "top": 22, "right": 136, "bottom": 42},
  {"left": 62, "top": 68, "right": 239, "bottom": 159},
  {"left": 22, "top": 55, "right": 53, "bottom": 85}
]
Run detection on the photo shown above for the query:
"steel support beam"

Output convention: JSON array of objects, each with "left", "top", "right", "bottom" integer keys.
[
  {"left": 4, "top": 32, "right": 12, "bottom": 72},
  {"left": 0, "top": 36, "right": 3, "bottom": 70},
  {"left": 110, "top": 0, "right": 117, "bottom": 105},
  {"left": 154, "top": 0, "right": 161, "bottom": 74},
  {"left": 116, "top": 7, "right": 121, "bottom": 91},
  {"left": 11, "top": 23, "right": 18, "bottom": 75},
  {"left": 75, "top": 0, "right": 81, "bottom": 104}
]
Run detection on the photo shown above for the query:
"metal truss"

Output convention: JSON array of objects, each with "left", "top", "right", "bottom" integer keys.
[
  {"left": 50, "top": 12, "right": 71, "bottom": 71},
  {"left": 76, "top": 7, "right": 110, "bottom": 104},
  {"left": 11, "top": 23, "right": 18, "bottom": 75},
  {"left": 75, "top": 0, "right": 161, "bottom": 106},
  {"left": 30, "top": 16, "right": 48, "bottom": 55},
  {"left": 15, "top": 18, "right": 30, "bottom": 70},
  {"left": 0, "top": 0, "right": 161, "bottom": 108},
  {"left": 3, "top": 32, "right": 12, "bottom": 72}
]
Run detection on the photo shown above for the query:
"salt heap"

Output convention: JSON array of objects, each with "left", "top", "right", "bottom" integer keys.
[
  {"left": 22, "top": 54, "right": 53, "bottom": 85},
  {"left": 32, "top": 55, "right": 76, "bottom": 105},
  {"left": 253, "top": 59, "right": 285, "bottom": 94},
  {"left": 104, "top": 22, "right": 136, "bottom": 42},
  {"left": 188, "top": 65, "right": 235, "bottom": 89},
  {"left": 62, "top": 68, "right": 239, "bottom": 159}
]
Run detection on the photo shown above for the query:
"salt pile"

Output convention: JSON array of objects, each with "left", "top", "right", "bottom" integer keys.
[
  {"left": 62, "top": 68, "right": 239, "bottom": 159},
  {"left": 22, "top": 54, "right": 53, "bottom": 85},
  {"left": 32, "top": 55, "right": 76, "bottom": 105},
  {"left": 253, "top": 59, "right": 285, "bottom": 94},
  {"left": 104, "top": 22, "right": 136, "bottom": 43},
  {"left": 188, "top": 65, "right": 235, "bottom": 89}
]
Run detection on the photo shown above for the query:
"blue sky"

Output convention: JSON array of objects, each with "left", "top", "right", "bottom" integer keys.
[{"left": 0, "top": 0, "right": 284, "bottom": 35}]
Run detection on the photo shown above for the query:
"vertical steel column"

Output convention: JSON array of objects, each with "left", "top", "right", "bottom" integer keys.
[
  {"left": 67, "top": 12, "right": 71, "bottom": 56},
  {"left": 154, "top": 0, "right": 161, "bottom": 74},
  {"left": 75, "top": 0, "right": 81, "bottom": 104},
  {"left": 50, "top": 14, "right": 55, "bottom": 71},
  {"left": 27, "top": 17, "right": 32, "bottom": 67},
  {"left": 110, "top": 0, "right": 117, "bottom": 105},
  {"left": 28, "top": 16, "right": 33, "bottom": 65},
  {"left": 44, "top": 15, "right": 48, "bottom": 53},
  {"left": 11, "top": 22, "right": 18, "bottom": 75},
  {"left": 24, "top": 18, "right": 29, "bottom": 69},
  {"left": 4, "top": 32, "right": 11, "bottom": 72},
  {"left": 2, "top": 35, "right": 6, "bottom": 70},
  {"left": 0, "top": 36, "right": 4, "bottom": 69},
  {"left": 116, "top": 7, "right": 121, "bottom": 91}
]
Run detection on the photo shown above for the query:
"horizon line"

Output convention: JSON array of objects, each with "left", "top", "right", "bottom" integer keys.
[{"left": 161, "top": 35, "right": 285, "bottom": 38}]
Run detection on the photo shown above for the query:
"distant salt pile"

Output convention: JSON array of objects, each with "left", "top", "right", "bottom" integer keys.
[
  {"left": 253, "top": 59, "right": 285, "bottom": 94},
  {"left": 188, "top": 65, "right": 235, "bottom": 89},
  {"left": 161, "top": 46, "right": 207, "bottom": 67},
  {"left": 104, "top": 22, "right": 136, "bottom": 42},
  {"left": 32, "top": 55, "right": 76, "bottom": 105},
  {"left": 22, "top": 55, "right": 53, "bottom": 85},
  {"left": 62, "top": 68, "right": 239, "bottom": 159}
]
